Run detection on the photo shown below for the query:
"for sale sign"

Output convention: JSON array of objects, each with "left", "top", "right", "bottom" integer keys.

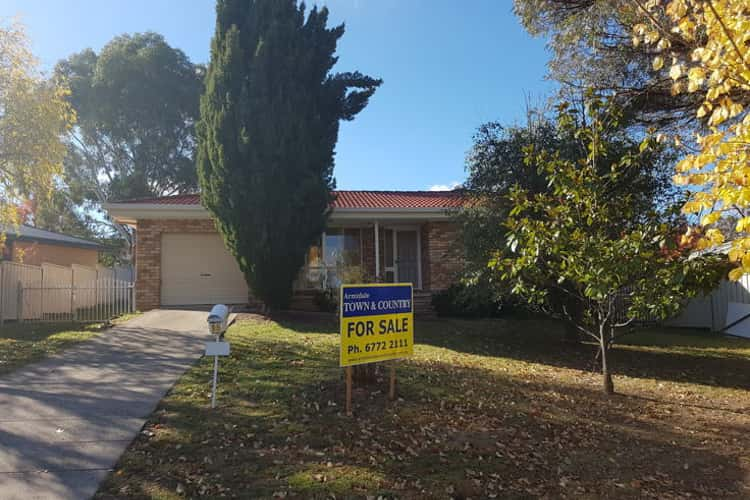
[{"left": 339, "top": 283, "right": 414, "bottom": 367}]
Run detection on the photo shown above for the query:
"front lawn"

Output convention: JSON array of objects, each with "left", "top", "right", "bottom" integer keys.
[
  {"left": 97, "top": 317, "right": 750, "bottom": 499},
  {"left": 0, "top": 321, "right": 101, "bottom": 375},
  {"left": 0, "top": 314, "right": 139, "bottom": 375}
]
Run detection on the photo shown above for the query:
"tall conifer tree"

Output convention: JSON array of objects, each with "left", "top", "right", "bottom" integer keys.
[{"left": 198, "top": 0, "right": 381, "bottom": 309}]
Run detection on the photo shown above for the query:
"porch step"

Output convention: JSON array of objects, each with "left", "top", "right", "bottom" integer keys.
[
  {"left": 413, "top": 291, "right": 437, "bottom": 318},
  {"left": 289, "top": 291, "right": 322, "bottom": 312}
]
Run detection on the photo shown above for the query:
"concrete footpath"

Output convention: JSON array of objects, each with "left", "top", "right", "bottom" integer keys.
[{"left": 0, "top": 309, "right": 209, "bottom": 500}]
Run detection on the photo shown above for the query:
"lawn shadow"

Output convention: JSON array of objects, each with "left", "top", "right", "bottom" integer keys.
[
  {"left": 408, "top": 317, "right": 750, "bottom": 391},
  {"left": 263, "top": 313, "right": 750, "bottom": 391},
  {"left": 271, "top": 311, "right": 339, "bottom": 333},
  {"left": 0, "top": 321, "right": 103, "bottom": 375},
  {"left": 0, "top": 321, "right": 99, "bottom": 341}
]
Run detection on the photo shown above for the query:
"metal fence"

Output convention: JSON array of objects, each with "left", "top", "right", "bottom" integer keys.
[
  {"left": 0, "top": 261, "right": 134, "bottom": 324},
  {"left": 18, "top": 279, "right": 134, "bottom": 323},
  {"left": 612, "top": 288, "right": 660, "bottom": 327}
]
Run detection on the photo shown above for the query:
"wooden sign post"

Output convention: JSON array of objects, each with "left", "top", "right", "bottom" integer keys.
[
  {"left": 345, "top": 366, "right": 353, "bottom": 416},
  {"left": 389, "top": 365, "right": 396, "bottom": 401},
  {"left": 339, "top": 283, "right": 414, "bottom": 416}
]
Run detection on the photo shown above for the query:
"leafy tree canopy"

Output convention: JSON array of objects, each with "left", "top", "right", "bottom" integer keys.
[
  {"left": 198, "top": 0, "right": 381, "bottom": 309},
  {"left": 512, "top": 0, "right": 729, "bottom": 132},
  {"left": 24, "top": 186, "right": 98, "bottom": 240},
  {"left": 54, "top": 32, "right": 203, "bottom": 239},
  {"left": 631, "top": 0, "right": 750, "bottom": 280},
  {"left": 461, "top": 104, "right": 679, "bottom": 290},
  {"left": 500, "top": 99, "right": 725, "bottom": 394},
  {"left": 0, "top": 20, "right": 74, "bottom": 235}
]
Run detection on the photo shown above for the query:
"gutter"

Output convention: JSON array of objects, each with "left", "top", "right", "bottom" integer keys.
[
  {"left": 103, "top": 203, "right": 211, "bottom": 225},
  {"left": 8, "top": 235, "right": 101, "bottom": 251},
  {"left": 104, "top": 203, "right": 458, "bottom": 225}
]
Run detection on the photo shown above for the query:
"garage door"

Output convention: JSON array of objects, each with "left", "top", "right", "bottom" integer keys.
[{"left": 161, "top": 233, "right": 249, "bottom": 306}]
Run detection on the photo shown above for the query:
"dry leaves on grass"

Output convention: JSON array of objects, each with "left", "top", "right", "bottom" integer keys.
[{"left": 96, "top": 319, "right": 750, "bottom": 499}]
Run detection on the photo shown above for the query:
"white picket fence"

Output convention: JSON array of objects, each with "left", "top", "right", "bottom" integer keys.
[{"left": 0, "top": 261, "right": 134, "bottom": 324}]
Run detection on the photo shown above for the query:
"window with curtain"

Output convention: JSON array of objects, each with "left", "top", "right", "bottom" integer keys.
[{"left": 295, "top": 228, "right": 362, "bottom": 289}]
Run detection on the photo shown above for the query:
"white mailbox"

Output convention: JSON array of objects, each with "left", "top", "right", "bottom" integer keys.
[{"left": 207, "top": 304, "right": 229, "bottom": 336}]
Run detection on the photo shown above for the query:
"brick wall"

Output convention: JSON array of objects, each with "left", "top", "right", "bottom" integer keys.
[
  {"left": 134, "top": 217, "right": 464, "bottom": 312},
  {"left": 11, "top": 241, "right": 99, "bottom": 268},
  {"left": 420, "top": 224, "right": 431, "bottom": 289},
  {"left": 135, "top": 218, "right": 218, "bottom": 310},
  {"left": 422, "top": 221, "right": 463, "bottom": 291}
]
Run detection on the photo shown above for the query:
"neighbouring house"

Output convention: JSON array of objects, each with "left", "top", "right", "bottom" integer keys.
[
  {"left": 1, "top": 225, "right": 101, "bottom": 267},
  {"left": 666, "top": 241, "right": 750, "bottom": 333},
  {"left": 104, "top": 190, "right": 466, "bottom": 314}
]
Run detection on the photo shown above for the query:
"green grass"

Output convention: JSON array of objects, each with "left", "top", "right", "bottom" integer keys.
[
  {"left": 622, "top": 327, "right": 750, "bottom": 358},
  {"left": 96, "top": 317, "right": 750, "bottom": 499},
  {"left": 0, "top": 322, "right": 100, "bottom": 374},
  {"left": 0, "top": 313, "right": 138, "bottom": 375}
]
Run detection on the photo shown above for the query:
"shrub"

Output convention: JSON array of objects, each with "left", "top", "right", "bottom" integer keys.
[
  {"left": 431, "top": 283, "right": 504, "bottom": 318},
  {"left": 313, "top": 288, "right": 338, "bottom": 313}
]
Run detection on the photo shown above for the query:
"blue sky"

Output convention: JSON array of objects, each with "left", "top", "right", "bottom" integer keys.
[{"left": 3, "top": 0, "right": 555, "bottom": 191}]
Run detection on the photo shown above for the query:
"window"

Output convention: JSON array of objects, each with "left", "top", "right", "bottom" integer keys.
[
  {"left": 295, "top": 228, "right": 363, "bottom": 289},
  {"left": 324, "top": 228, "right": 361, "bottom": 268}
]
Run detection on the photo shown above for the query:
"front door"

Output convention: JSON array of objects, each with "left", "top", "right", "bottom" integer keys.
[{"left": 395, "top": 230, "right": 419, "bottom": 287}]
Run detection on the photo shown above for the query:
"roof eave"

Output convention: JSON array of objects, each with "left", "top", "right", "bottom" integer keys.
[
  {"left": 8, "top": 234, "right": 101, "bottom": 250},
  {"left": 103, "top": 203, "right": 211, "bottom": 225},
  {"left": 104, "top": 203, "right": 459, "bottom": 225}
]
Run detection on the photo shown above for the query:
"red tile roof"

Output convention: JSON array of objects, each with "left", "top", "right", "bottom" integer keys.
[
  {"left": 118, "top": 193, "right": 201, "bottom": 205},
  {"left": 114, "top": 190, "right": 466, "bottom": 209},
  {"left": 331, "top": 190, "right": 465, "bottom": 209}
]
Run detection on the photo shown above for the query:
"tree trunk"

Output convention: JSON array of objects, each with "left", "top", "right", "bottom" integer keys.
[
  {"left": 599, "top": 334, "right": 614, "bottom": 395},
  {"left": 555, "top": 289, "right": 582, "bottom": 344}
]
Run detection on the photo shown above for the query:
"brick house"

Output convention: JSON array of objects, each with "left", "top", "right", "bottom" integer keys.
[
  {"left": 1, "top": 225, "right": 101, "bottom": 267},
  {"left": 104, "top": 190, "right": 465, "bottom": 314}
]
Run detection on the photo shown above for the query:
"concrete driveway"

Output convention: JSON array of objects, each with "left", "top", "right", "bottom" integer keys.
[{"left": 0, "top": 309, "right": 210, "bottom": 500}]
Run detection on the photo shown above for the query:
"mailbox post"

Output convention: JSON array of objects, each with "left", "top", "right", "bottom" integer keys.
[{"left": 206, "top": 304, "right": 231, "bottom": 409}]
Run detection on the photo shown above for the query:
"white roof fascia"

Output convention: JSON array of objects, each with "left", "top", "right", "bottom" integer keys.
[
  {"left": 104, "top": 203, "right": 456, "bottom": 225},
  {"left": 103, "top": 203, "right": 211, "bottom": 225}
]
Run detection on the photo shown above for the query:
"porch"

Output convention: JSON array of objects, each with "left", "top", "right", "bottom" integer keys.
[{"left": 293, "top": 220, "right": 462, "bottom": 314}]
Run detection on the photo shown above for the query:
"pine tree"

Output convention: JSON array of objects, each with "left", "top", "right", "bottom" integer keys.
[{"left": 198, "top": 0, "right": 381, "bottom": 310}]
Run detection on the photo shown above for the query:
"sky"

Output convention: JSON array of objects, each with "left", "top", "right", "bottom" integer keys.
[{"left": 2, "top": 0, "right": 555, "bottom": 192}]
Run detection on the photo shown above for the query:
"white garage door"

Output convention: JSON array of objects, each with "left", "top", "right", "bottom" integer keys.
[{"left": 161, "top": 233, "right": 249, "bottom": 306}]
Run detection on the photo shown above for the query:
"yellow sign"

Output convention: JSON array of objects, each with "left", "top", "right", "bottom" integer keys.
[{"left": 339, "top": 283, "right": 414, "bottom": 367}]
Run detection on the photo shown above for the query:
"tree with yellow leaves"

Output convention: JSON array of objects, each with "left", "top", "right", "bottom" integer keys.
[
  {"left": 0, "top": 19, "right": 74, "bottom": 232},
  {"left": 632, "top": 0, "right": 750, "bottom": 279}
]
